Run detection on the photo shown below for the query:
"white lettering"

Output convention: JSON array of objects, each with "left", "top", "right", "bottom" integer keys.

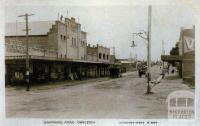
[{"left": 185, "top": 37, "right": 194, "bottom": 49}]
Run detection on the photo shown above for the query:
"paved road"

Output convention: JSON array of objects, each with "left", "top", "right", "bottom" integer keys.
[{"left": 6, "top": 65, "right": 194, "bottom": 118}]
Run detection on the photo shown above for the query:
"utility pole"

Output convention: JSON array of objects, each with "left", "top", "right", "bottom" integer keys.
[
  {"left": 57, "top": 13, "right": 59, "bottom": 21},
  {"left": 146, "top": 5, "right": 152, "bottom": 94},
  {"left": 15, "top": 20, "right": 18, "bottom": 42},
  {"left": 162, "top": 40, "right": 165, "bottom": 55},
  {"left": 161, "top": 40, "right": 165, "bottom": 77},
  {"left": 130, "top": 52, "right": 132, "bottom": 63},
  {"left": 131, "top": 6, "right": 152, "bottom": 94},
  {"left": 112, "top": 46, "right": 115, "bottom": 57},
  {"left": 135, "top": 54, "right": 138, "bottom": 62},
  {"left": 67, "top": 10, "right": 69, "bottom": 17},
  {"left": 18, "top": 13, "right": 34, "bottom": 91},
  {"left": 162, "top": 40, "right": 165, "bottom": 68},
  {"left": 77, "top": 21, "right": 79, "bottom": 59}
]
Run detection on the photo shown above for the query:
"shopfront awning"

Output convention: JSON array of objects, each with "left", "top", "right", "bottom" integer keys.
[{"left": 161, "top": 55, "right": 182, "bottom": 62}]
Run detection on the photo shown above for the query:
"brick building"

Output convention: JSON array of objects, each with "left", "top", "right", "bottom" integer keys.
[{"left": 5, "top": 17, "right": 111, "bottom": 84}]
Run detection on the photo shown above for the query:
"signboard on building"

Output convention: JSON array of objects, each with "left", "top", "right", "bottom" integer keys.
[{"left": 183, "top": 36, "right": 195, "bottom": 53}]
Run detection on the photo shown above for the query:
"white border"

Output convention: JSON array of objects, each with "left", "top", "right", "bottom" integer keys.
[{"left": 1, "top": 0, "right": 200, "bottom": 126}]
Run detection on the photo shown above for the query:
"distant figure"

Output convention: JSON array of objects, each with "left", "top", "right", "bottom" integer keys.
[
  {"left": 171, "top": 69, "right": 175, "bottom": 74},
  {"left": 167, "top": 64, "right": 170, "bottom": 74}
]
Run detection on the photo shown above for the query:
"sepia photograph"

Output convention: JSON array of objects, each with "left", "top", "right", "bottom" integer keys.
[{"left": 1, "top": 0, "right": 199, "bottom": 126}]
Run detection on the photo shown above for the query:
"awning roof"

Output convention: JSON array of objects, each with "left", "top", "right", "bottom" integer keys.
[
  {"left": 161, "top": 55, "right": 182, "bottom": 62},
  {"left": 5, "top": 55, "right": 112, "bottom": 65}
]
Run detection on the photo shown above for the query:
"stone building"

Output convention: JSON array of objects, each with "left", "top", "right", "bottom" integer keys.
[
  {"left": 5, "top": 21, "right": 56, "bottom": 57},
  {"left": 6, "top": 17, "right": 87, "bottom": 60},
  {"left": 80, "top": 31, "right": 87, "bottom": 60},
  {"left": 85, "top": 44, "right": 111, "bottom": 77},
  {"left": 87, "top": 44, "right": 98, "bottom": 62},
  {"left": 86, "top": 44, "right": 110, "bottom": 63},
  {"left": 97, "top": 44, "right": 110, "bottom": 63},
  {"left": 5, "top": 17, "right": 110, "bottom": 84}
]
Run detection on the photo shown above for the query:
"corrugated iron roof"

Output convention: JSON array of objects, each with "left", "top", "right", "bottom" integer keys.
[
  {"left": 161, "top": 55, "right": 182, "bottom": 61},
  {"left": 5, "top": 21, "right": 55, "bottom": 36}
]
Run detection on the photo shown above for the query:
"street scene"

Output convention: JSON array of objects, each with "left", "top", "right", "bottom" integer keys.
[
  {"left": 6, "top": 66, "right": 194, "bottom": 118},
  {"left": 5, "top": 4, "right": 195, "bottom": 119}
]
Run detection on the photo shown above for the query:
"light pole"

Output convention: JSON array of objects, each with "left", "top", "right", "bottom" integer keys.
[
  {"left": 132, "top": 5, "right": 152, "bottom": 94},
  {"left": 18, "top": 13, "right": 34, "bottom": 91},
  {"left": 131, "top": 34, "right": 137, "bottom": 66},
  {"left": 146, "top": 5, "right": 152, "bottom": 94}
]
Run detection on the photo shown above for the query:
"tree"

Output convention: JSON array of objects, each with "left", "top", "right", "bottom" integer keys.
[{"left": 170, "top": 42, "right": 179, "bottom": 55}]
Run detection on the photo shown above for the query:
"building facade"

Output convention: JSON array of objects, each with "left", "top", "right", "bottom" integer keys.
[
  {"left": 5, "top": 17, "right": 111, "bottom": 84},
  {"left": 161, "top": 26, "right": 195, "bottom": 84},
  {"left": 87, "top": 44, "right": 98, "bottom": 62},
  {"left": 97, "top": 44, "right": 110, "bottom": 63},
  {"left": 178, "top": 26, "right": 195, "bottom": 83}
]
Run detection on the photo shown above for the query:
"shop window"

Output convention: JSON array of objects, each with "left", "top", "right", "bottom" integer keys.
[
  {"left": 14, "top": 72, "right": 24, "bottom": 80},
  {"left": 72, "top": 37, "right": 74, "bottom": 46},
  {"left": 103, "top": 54, "right": 105, "bottom": 59},
  {"left": 99, "top": 53, "right": 102, "bottom": 59},
  {"left": 74, "top": 38, "right": 76, "bottom": 46},
  {"left": 82, "top": 41, "right": 85, "bottom": 46}
]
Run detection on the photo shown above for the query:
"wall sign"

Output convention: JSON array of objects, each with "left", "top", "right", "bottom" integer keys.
[{"left": 183, "top": 36, "right": 195, "bottom": 53}]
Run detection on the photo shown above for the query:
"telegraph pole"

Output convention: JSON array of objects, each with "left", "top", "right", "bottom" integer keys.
[
  {"left": 162, "top": 40, "right": 165, "bottom": 55},
  {"left": 161, "top": 40, "right": 165, "bottom": 77},
  {"left": 131, "top": 6, "right": 152, "bottom": 94},
  {"left": 135, "top": 54, "right": 138, "bottom": 62},
  {"left": 112, "top": 46, "right": 115, "bottom": 57},
  {"left": 18, "top": 13, "right": 34, "bottom": 91},
  {"left": 15, "top": 20, "right": 18, "bottom": 42},
  {"left": 146, "top": 5, "right": 152, "bottom": 94},
  {"left": 162, "top": 40, "right": 165, "bottom": 68}
]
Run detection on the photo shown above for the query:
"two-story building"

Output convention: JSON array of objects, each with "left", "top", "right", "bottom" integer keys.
[
  {"left": 97, "top": 44, "right": 110, "bottom": 63},
  {"left": 86, "top": 44, "right": 110, "bottom": 77},
  {"left": 5, "top": 16, "right": 111, "bottom": 84}
]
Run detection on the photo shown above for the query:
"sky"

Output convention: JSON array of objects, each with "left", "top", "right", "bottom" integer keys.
[{"left": 5, "top": 1, "right": 196, "bottom": 61}]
